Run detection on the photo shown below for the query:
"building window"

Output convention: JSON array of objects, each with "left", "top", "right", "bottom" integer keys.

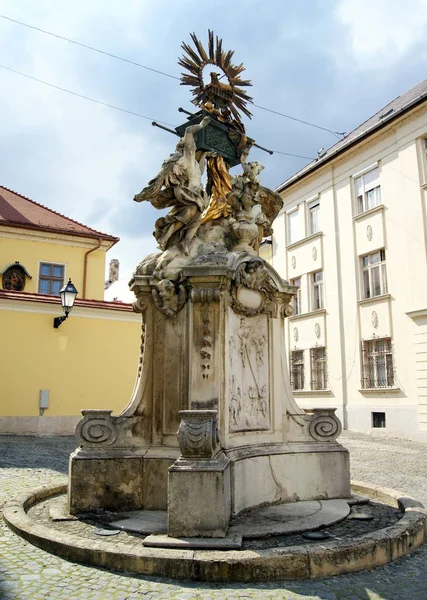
[
  {"left": 361, "top": 250, "right": 387, "bottom": 299},
  {"left": 361, "top": 337, "right": 394, "bottom": 388},
  {"left": 310, "top": 347, "right": 327, "bottom": 390},
  {"left": 372, "top": 412, "right": 386, "bottom": 428},
  {"left": 291, "top": 278, "right": 301, "bottom": 315},
  {"left": 354, "top": 167, "right": 381, "bottom": 214},
  {"left": 287, "top": 209, "right": 298, "bottom": 245},
  {"left": 38, "top": 263, "right": 65, "bottom": 295},
  {"left": 308, "top": 199, "right": 320, "bottom": 235},
  {"left": 311, "top": 271, "right": 323, "bottom": 310},
  {"left": 290, "top": 350, "right": 304, "bottom": 390}
]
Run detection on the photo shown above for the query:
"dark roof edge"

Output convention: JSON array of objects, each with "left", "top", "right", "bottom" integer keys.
[
  {"left": 276, "top": 92, "right": 427, "bottom": 193},
  {"left": 0, "top": 184, "right": 119, "bottom": 243},
  {"left": 0, "top": 220, "right": 119, "bottom": 245}
]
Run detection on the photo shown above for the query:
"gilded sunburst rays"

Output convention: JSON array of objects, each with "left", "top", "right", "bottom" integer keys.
[{"left": 179, "top": 30, "right": 253, "bottom": 121}]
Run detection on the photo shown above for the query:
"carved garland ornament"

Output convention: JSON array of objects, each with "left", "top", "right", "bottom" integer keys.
[
  {"left": 177, "top": 410, "right": 220, "bottom": 458},
  {"left": 200, "top": 302, "right": 213, "bottom": 380}
]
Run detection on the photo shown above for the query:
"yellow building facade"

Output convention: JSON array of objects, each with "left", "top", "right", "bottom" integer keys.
[{"left": 0, "top": 185, "right": 141, "bottom": 435}]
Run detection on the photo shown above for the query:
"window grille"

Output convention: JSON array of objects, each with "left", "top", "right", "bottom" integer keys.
[
  {"left": 310, "top": 347, "right": 327, "bottom": 390},
  {"left": 290, "top": 350, "right": 304, "bottom": 390},
  {"left": 361, "top": 337, "right": 394, "bottom": 388}
]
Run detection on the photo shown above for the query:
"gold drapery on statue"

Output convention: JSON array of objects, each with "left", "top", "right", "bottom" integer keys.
[{"left": 201, "top": 155, "right": 233, "bottom": 224}]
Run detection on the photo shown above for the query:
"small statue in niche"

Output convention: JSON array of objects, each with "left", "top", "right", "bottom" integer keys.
[
  {"left": 152, "top": 279, "right": 187, "bottom": 318},
  {"left": 134, "top": 117, "right": 211, "bottom": 254}
]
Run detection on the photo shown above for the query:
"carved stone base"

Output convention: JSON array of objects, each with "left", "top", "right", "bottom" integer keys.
[
  {"left": 227, "top": 443, "right": 350, "bottom": 516},
  {"left": 68, "top": 451, "right": 144, "bottom": 514},
  {"left": 68, "top": 449, "right": 178, "bottom": 514},
  {"left": 168, "top": 451, "right": 231, "bottom": 538}
]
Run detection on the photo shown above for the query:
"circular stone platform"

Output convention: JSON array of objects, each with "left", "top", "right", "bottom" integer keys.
[{"left": 4, "top": 481, "right": 427, "bottom": 582}]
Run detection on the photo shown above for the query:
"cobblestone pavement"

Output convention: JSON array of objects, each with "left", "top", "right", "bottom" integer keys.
[{"left": 1, "top": 432, "right": 427, "bottom": 600}]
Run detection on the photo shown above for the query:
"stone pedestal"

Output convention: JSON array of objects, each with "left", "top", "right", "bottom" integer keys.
[
  {"left": 68, "top": 254, "right": 350, "bottom": 530},
  {"left": 167, "top": 410, "right": 231, "bottom": 538}
]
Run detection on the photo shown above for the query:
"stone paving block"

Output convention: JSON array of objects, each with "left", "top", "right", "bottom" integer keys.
[{"left": 1, "top": 432, "right": 427, "bottom": 598}]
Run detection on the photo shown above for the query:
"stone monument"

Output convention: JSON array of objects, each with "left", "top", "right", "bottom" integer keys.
[{"left": 68, "top": 30, "right": 350, "bottom": 539}]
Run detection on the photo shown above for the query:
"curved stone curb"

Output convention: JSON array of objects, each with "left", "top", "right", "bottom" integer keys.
[{"left": 3, "top": 481, "right": 427, "bottom": 582}]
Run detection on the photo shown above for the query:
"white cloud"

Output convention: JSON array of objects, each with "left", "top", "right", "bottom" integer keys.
[
  {"left": 337, "top": 0, "right": 427, "bottom": 68},
  {"left": 0, "top": 0, "right": 164, "bottom": 276}
]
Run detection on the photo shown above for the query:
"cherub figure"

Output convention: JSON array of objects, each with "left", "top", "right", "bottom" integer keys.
[
  {"left": 235, "top": 258, "right": 277, "bottom": 295},
  {"left": 152, "top": 279, "right": 187, "bottom": 318}
]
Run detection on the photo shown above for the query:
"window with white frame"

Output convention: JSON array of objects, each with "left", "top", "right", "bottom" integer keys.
[
  {"left": 361, "top": 249, "right": 387, "bottom": 299},
  {"left": 308, "top": 199, "right": 320, "bottom": 235},
  {"left": 311, "top": 271, "right": 323, "bottom": 310},
  {"left": 361, "top": 337, "right": 394, "bottom": 388},
  {"left": 310, "top": 347, "right": 327, "bottom": 390},
  {"left": 290, "top": 350, "right": 304, "bottom": 390},
  {"left": 291, "top": 278, "right": 301, "bottom": 315},
  {"left": 38, "top": 263, "right": 65, "bottom": 295},
  {"left": 287, "top": 209, "right": 299, "bottom": 245},
  {"left": 354, "top": 166, "right": 381, "bottom": 214}
]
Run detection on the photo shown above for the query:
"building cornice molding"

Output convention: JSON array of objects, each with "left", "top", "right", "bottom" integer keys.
[
  {"left": 0, "top": 290, "right": 136, "bottom": 318},
  {"left": 357, "top": 293, "right": 391, "bottom": 307},
  {"left": 0, "top": 226, "right": 114, "bottom": 250},
  {"left": 352, "top": 204, "right": 385, "bottom": 222},
  {"left": 286, "top": 231, "right": 323, "bottom": 252}
]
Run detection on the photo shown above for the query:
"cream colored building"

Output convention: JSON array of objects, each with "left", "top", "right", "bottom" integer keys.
[{"left": 271, "top": 78, "right": 427, "bottom": 441}]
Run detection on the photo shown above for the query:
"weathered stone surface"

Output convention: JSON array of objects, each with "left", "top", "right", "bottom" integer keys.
[
  {"left": 168, "top": 452, "right": 231, "bottom": 538},
  {"left": 143, "top": 533, "right": 242, "bottom": 549},
  {"left": 229, "top": 499, "right": 350, "bottom": 538},
  {"left": 110, "top": 511, "right": 167, "bottom": 535},
  {"left": 68, "top": 453, "right": 143, "bottom": 514}
]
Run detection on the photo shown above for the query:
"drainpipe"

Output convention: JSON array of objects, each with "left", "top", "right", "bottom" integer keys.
[
  {"left": 83, "top": 238, "right": 102, "bottom": 299},
  {"left": 331, "top": 165, "right": 349, "bottom": 429}
]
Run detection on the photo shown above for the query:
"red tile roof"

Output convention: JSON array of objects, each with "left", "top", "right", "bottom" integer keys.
[{"left": 0, "top": 185, "right": 119, "bottom": 244}]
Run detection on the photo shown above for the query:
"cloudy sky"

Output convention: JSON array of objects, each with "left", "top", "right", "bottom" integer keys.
[{"left": 1, "top": 0, "right": 427, "bottom": 281}]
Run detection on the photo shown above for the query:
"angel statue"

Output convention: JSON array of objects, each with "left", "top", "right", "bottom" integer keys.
[
  {"left": 228, "top": 153, "right": 283, "bottom": 253},
  {"left": 134, "top": 117, "right": 211, "bottom": 254}
]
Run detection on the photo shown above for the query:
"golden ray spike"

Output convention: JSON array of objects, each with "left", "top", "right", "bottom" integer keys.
[
  {"left": 215, "top": 36, "right": 223, "bottom": 66},
  {"left": 181, "top": 42, "right": 203, "bottom": 67},
  {"left": 223, "top": 50, "right": 234, "bottom": 69},
  {"left": 180, "top": 75, "right": 201, "bottom": 87},
  {"left": 190, "top": 32, "right": 208, "bottom": 62},
  {"left": 208, "top": 29, "right": 215, "bottom": 60},
  {"left": 178, "top": 56, "right": 201, "bottom": 74}
]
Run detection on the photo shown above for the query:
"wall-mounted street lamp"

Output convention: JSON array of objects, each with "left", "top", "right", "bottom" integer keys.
[{"left": 53, "top": 278, "right": 78, "bottom": 329}]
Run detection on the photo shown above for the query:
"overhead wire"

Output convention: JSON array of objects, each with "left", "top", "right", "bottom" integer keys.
[
  {"left": 0, "top": 13, "right": 345, "bottom": 140},
  {"left": 0, "top": 63, "right": 316, "bottom": 160},
  {"left": 0, "top": 64, "right": 176, "bottom": 127}
]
